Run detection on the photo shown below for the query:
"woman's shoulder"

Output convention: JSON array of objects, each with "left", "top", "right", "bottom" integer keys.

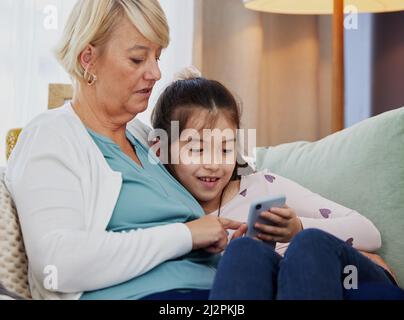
[
  {"left": 24, "top": 103, "right": 80, "bottom": 133},
  {"left": 17, "top": 103, "right": 93, "bottom": 154},
  {"left": 7, "top": 103, "right": 91, "bottom": 169}
]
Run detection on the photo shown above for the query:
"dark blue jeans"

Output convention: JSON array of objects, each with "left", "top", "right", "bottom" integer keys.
[{"left": 209, "top": 229, "right": 404, "bottom": 300}]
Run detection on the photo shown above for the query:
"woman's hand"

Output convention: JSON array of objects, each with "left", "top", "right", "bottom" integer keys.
[
  {"left": 185, "top": 216, "right": 243, "bottom": 254},
  {"left": 230, "top": 223, "right": 248, "bottom": 241},
  {"left": 359, "top": 251, "right": 398, "bottom": 283},
  {"left": 254, "top": 205, "right": 303, "bottom": 243}
]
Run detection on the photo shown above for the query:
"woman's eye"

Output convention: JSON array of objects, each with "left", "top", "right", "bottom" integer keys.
[{"left": 131, "top": 58, "right": 144, "bottom": 65}]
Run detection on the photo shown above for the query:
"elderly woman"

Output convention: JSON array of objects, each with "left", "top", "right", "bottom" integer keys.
[{"left": 5, "top": 0, "right": 243, "bottom": 300}]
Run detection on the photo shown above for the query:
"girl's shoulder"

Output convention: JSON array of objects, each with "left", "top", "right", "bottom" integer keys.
[
  {"left": 241, "top": 169, "right": 299, "bottom": 195},
  {"left": 241, "top": 168, "right": 278, "bottom": 185}
]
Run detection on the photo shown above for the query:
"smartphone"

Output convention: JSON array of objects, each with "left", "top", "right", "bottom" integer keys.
[{"left": 246, "top": 195, "right": 286, "bottom": 247}]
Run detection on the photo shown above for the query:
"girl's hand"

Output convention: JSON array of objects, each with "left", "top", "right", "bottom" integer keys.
[
  {"left": 254, "top": 205, "right": 303, "bottom": 243},
  {"left": 359, "top": 251, "right": 398, "bottom": 283}
]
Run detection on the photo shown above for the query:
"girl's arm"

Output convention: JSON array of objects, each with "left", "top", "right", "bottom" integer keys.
[{"left": 263, "top": 171, "right": 381, "bottom": 252}]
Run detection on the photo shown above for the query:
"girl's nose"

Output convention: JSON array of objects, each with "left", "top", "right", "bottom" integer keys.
[
  {"left": 202, "top": 157, "right": 220, "bottom": 171},
  {"left": 204, "top": 163, "right": 219, "bottom": 170}
]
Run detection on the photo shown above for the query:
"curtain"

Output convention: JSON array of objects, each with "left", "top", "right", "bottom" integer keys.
[{"left": 0, "top": 0, "right": 75, "bottom": 166}]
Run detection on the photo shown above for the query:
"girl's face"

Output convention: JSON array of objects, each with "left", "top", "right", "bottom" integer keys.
[{"left": 169, "top": 110, "right": 238, "bottom": 208}]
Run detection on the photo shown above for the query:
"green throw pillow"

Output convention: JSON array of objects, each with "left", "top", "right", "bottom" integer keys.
[{"left": 256, "top": 107, "right": 404, "bottom": 286}]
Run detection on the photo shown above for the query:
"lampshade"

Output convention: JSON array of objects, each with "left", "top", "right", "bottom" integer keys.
[{"left": 243, "top": 0, "right": 404, "bottom": 14}]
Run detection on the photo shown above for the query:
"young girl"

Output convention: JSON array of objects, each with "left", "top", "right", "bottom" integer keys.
[{"left": 150, "top": 67, "right": 401, "bottom": 299}]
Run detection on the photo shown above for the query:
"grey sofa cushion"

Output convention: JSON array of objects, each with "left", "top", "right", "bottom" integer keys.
[{"left": 0, "top": 282, "right": 23, "bottom": 300}]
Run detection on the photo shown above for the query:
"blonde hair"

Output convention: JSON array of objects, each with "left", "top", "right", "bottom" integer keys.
[{"left": 56, "top": 0, "right": 169, "bottom": 81}]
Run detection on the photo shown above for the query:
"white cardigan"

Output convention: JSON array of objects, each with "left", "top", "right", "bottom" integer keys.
[{"left": 5, "top": 103, "right": 193, "bottom": 300}]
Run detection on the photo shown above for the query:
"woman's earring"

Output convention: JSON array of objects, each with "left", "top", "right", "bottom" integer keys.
[{"left": 84, "top": 65, "right": 97, "bottom": 86}]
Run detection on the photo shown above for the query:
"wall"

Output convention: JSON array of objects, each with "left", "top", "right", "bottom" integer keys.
[
  {"left": 344, "top": 14, "right": 373, "bottom": 127},
  {"left": 197, "top": 0, "right": 334, "bottom": 147},
  {"left": 195, "top": 2, "right": 403, "bottom": 147},
  {"left": 371, "top": 11, "right": 404, "bottom": 115},
  {"left": 137, "top": 0, "right": 195, "bottom": 126},
  {"left": 194, "top": 0, "right": 262, "bottom": 135}
]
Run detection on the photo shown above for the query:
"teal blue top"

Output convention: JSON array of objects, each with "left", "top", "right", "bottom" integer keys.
[{"left": 80, "top": 128, "right": 219, "bottom": 300}]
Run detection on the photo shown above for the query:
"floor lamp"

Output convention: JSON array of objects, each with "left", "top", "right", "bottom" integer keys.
[{"left": 244, "top": 0, "right": 404, "bottom": 132}]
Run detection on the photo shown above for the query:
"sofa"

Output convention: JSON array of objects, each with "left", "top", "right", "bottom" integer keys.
[
  {"left": 1, "top": 106, "right": 403, "bottom": 299},
  {"left": 255, "top": 106, "right": 404, "bottom": 286},
  {"left": 0, "top": 166, "right": 30, "bottom": 299}
]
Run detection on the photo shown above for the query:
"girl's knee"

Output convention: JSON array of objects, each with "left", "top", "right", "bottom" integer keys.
[
  {"left": 288, "top": 228, "right": 338, "bottom": 252},
  {"left": 295, "top": 228, "right": 330, "bottom": 241},
  {"left": 227, "top": 237, "right": 263, "bottom": 253},
  {"left": 225, "top": 237, "right": 279, "bottom": 262}
]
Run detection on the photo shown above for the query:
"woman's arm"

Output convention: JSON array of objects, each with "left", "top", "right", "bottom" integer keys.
[{"left": 6, "top": 124, "right": 194, "bottom": 293}]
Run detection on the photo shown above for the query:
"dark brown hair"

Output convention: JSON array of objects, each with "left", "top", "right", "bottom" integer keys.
[{"left": 152, "top": 77, "right": 240, "bottom": 134}]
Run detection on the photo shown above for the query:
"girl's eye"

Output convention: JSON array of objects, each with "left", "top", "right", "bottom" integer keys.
[
  {"left": 190, "top": 148, "right": 203, "bottom": 153},
  {"left": 131, "top": 58, "right": 144, "bottom": 65}
]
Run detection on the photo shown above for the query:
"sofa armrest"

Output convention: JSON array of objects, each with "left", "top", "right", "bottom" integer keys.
[{"left": 6, "top": 128, "right": 22, "bottom": 161}]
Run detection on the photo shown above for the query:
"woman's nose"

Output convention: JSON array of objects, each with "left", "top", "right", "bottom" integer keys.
[{"left": 144, "top": 58, "right": 161, "bottom": 81}]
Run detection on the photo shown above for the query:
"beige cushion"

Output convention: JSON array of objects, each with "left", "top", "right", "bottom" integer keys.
[{"left": 0, "top": 171, "right": 31, "bottom": 299}]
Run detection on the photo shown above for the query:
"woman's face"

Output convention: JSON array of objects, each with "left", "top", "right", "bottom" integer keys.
[
  {"left": 170, "top": 110, "right": 238, "bottom": 207},
  {"left": 90, "top": 17, "right": 162, "bottom": 121}
]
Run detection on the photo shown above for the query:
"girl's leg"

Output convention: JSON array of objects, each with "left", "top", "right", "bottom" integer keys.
[
  {"left": 209, "top": 237, "right": 281, "bottom": 300},
  {"left": 277, "top": 228, "right": 398, "bottom": 300}
]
